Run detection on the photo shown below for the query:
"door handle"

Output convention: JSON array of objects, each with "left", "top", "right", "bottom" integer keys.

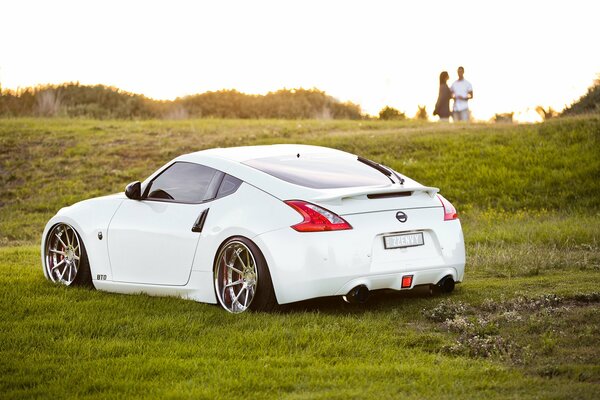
[{"left": 192, "top": 208, "right": 209, "bottom": 233}]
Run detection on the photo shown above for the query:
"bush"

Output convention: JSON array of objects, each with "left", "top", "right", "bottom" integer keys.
[
  {"left": 415, "top": 105, "right": 428, "bottom": 120},
  {"left": 0, "top": 84, "right": 364, "bottom": 120},
  {"left": 535, "top": 106, "right": 557, "bottom": 120},
  {"left": 378, "top": 106, "right": 406, "bottom": 120},
  {"left": 494, "top": 112, "right": 514, "bottom": 123},
  {"left": 562, "top": 77, "right": 600, "bottom": 116}
]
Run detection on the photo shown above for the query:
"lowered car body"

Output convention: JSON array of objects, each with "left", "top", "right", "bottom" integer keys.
[{"left": 41, "top": 144, "right": 465, "bottom": 313}]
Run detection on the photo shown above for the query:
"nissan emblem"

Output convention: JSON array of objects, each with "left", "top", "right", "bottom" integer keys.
[{"left": 396, "top": 211, "right": 408, "bottom": 223}]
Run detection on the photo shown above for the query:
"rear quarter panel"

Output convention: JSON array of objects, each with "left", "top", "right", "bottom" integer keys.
[
  {"left": 187, "top": 182, "right": 300, "bottom": 304},
  {"left": 191, "top": 182, "right": 301, "bottom": 273}
]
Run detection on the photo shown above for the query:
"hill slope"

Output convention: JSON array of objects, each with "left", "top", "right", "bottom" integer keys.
[{"left": 1, "top": 116, "right": 599, "bottom": 245}]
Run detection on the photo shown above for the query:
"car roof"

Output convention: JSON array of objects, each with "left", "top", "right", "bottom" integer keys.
[
  {"left": 184, "top": 144, "right": 351, "bottom": 163},
  {"left": 166, "top": 144, "right": 359, "bottom": 201},
  {"left": 158, "top": 144, "right": 419, "bottom": 203}
]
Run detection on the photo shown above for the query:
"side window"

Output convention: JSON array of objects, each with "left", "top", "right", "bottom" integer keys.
[
  {"left": 145, "top": 162, "right": 219, "bottom": 203},
  {"left": 216, "top": 174, "right": 242, "bottom": 198}
]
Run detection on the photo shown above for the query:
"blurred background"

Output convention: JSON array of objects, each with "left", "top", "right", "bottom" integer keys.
[{"left": 1, "top": 0, "right": 598, "bottom": 121}]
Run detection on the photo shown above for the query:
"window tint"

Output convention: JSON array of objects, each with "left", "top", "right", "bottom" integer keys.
[
  {"left": 243, "top": 155, "right": 391, "bottom": 189},
  {"left": 217, "top": 174, "right": 242, "bottom": 198},
  {"left": 145, "top": 162, "right": 219, "bottom": 203}
]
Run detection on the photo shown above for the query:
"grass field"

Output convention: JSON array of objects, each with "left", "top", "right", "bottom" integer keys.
[{"left": 1, "top": 117, "right": 599, "bottom": 398}]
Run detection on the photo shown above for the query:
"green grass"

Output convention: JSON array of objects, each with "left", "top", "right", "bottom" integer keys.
[{"left": 1, "top": 117, "right": 599, "bottom": 398}]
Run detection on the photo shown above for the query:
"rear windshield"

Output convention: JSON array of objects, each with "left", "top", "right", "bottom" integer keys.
[{"left": 243, "top": 155, "right": 392, "bottom": 189}]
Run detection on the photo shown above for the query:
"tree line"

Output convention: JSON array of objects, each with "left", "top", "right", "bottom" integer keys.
[
  {"left": 0, "top": 83, "right": 363, "bottom": 120},
  {"left": 2, "top": 78, "right": 597, "bottom": 121}
]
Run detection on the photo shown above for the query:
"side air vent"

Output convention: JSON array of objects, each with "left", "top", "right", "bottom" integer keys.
[{"left": 367, "top": 191, "right": 413, "bottom": 199}]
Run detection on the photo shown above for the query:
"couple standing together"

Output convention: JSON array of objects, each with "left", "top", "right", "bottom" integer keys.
[{"left": 434, "top": 66, "right": 473, "bottom": 122}]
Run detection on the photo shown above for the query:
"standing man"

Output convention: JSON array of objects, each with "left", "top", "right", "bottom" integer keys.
[{"left": 451, "top": 66, "right": 473, "bottom": 121}]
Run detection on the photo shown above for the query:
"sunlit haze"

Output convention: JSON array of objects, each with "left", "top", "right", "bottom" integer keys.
[{"left": 1, "top": 0, "right": 598, "bottom": 121}]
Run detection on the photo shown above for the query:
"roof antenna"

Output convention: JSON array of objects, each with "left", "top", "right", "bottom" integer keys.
[{"left": 297, "top": 153, "right": 300, "bottom": 158}]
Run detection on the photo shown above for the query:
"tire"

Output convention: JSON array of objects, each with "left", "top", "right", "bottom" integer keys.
[
  {"left": 214, "top": 236, "right": 277, "bottom": 313},
  {"left": 44, "top": 223, "right": 92, "bottom": 287}
]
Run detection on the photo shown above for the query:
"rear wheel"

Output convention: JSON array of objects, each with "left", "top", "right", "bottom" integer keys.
[
  {"left": 44, "top": 223, "right": 92, "bottom": 287},
  {"left": 214, "top": 237, "right": 277, "bottom": 313}
]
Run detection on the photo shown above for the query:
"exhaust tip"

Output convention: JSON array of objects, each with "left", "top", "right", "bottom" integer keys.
[
  {"left": 436, "top": 275, "right": 455, "bottom": 294},
  {"left": 342, "top": 285, "right": 370, "bottom": 304}
]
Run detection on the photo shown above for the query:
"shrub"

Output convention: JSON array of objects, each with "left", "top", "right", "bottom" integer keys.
[
  {"left": 0, "top": 84, "right": 364, "bottom": 119},
  {"left": 494, "top": 112, "right": 514, "bottom": 123},
  {"left": 414, "top": 105, "right": 428, "bottom": 120},
  {"left": 535, "top": 106, "right": 557, "bottom": 120},
  {"left": 562, "top": 76, "right": 600, "bottom": 116},
  {"left": 378, "top": 106, "right": 406, "bottom": 120}
]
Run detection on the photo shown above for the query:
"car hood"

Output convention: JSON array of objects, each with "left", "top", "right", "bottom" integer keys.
[{"left": 56, "top": 192, "right": 126, "bottom": 217}]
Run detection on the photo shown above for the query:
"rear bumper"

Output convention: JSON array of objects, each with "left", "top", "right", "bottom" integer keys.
[
  {"left": 254, "top": 211, "right": 465, "bottom": 305},
  {"left": 335, "top": 266, "right": 461, "bottom": 295},
  {"left": 271, "top": 264, "right": 462, "bottom": 305}
]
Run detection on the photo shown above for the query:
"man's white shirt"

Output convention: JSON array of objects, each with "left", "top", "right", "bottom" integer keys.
[{"left": 451, "top": 79, "right": 473, "bottom": 112}]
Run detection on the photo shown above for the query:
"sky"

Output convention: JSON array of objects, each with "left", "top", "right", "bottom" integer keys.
[{"left": 1, "top": 0, "right": 598, "bottom": 121}]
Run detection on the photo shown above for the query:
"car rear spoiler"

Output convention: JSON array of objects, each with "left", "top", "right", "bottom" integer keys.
[{"left": 313, "top": 185, "right": 439, "bottom": 204}]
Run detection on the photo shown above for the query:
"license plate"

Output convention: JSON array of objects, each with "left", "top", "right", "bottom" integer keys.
[{"left": 383, "top": 232, "right": 424, "bottom": 249}]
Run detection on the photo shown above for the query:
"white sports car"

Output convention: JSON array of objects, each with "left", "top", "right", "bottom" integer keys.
[{"left": 42, "top": 144, "right": 465, "bottom": 313}]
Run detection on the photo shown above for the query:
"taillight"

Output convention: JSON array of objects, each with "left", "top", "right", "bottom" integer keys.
[
  {"left": 437, "top": 194, "right": 458, "bottom": 221},
  {"left": 284, "top": 200, "right": 352, "bottom": 232}
]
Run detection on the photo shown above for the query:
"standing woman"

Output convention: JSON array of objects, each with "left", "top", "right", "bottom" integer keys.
[{"left": 433, "top": 71, "right": 452, "bottom": 121}]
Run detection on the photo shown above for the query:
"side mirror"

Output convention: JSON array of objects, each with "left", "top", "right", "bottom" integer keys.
[{"left": 125, "top": 181, "right": 142, "bottom": 200}]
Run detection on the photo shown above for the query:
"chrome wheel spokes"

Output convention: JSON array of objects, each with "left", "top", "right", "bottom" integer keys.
[
  {"left": 45, "top": 223, "right": 81, "bottom": 286},
  {"left": 215, "top": 241, "right": 258, "bottom": 313}
]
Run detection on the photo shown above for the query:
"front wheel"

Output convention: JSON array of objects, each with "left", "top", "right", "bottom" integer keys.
[
  {"left": 44, "top": 223, "right": 92, "bottom": 287},
  {"left": 214, "top": 237, "right": 277, "bottom": 313}
]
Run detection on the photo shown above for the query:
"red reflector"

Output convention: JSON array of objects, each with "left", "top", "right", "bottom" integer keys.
[{"left": 401, "top": 275, "right": 413, "bottom": 288}]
